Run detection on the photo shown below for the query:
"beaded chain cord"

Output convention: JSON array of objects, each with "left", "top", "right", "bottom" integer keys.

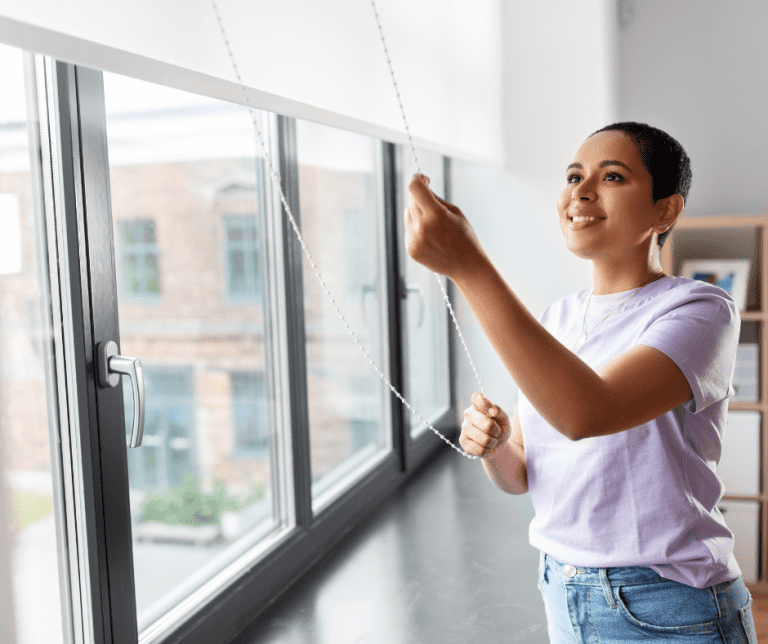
[{"left": 210, "top": 0, "right": 485, "bottom": 459}]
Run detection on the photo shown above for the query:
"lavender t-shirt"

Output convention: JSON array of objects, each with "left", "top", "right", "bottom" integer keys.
[{"left": 519, "top": 275, "right": 742, "bottom": 588}]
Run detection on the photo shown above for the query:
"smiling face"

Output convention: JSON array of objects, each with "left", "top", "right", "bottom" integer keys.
[{"left": 557, "top": 130, "right": 664, "bottom": 261}]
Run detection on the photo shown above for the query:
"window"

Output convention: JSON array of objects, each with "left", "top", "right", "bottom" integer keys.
[
  {"left": 27, "top": 57, "right": 456, "bottom": 644},
  {"left": 0, "top": 44, "right": 74, "bottom": 644},
  {"left": 295, "top": 119, "right": 392, "bottom": 509},
  {"left": 231, "top": 371, "right": 269, "bottom": 456},
  {"left": 343, "top": 208, "right": 375, "bottom": 302},
  {"left": 225, "top": 216, "right": 261, "bottom": 300},
  {"left": 119, "top": 219, "right": 160, "bottom": 298},
  {"left": 104, "top": 72, "right": 287, "bottom": 634},
  {"left": 398, "top": 149, "right": 452, "bottom": 437},
  {"left": 125, "top": 368, "right": 195, "bottom": 490}
]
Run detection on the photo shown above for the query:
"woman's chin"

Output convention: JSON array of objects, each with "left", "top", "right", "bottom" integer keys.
[{"left": 563, "top": 240, "right": 599, "bottom": 260}]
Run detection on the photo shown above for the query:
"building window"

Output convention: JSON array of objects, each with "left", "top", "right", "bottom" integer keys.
[
  {"left": 225, "top": 215, "right": 261, "bottom": 300},
  {"left": 125, "top": 368, "right": 195, "bottom": 491},
  {"left": 231, "top": 371, "right": 269, "bottom": 457},
  {"left": 343, "top": 207, "right": 375, "bottom": 301},
  {"left": 119, "top": 220, "right": 160, "bottom": 298}
]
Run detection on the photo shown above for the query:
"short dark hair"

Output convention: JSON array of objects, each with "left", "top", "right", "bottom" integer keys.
[{"left": 589, "top": 122, "right": 691, "bottom": 250}]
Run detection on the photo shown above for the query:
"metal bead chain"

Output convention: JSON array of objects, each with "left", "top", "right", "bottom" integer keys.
[
  {"left": 369, "top": 0, "right": 485, "bottom": 398},
  {"left": 211, "top": 0, "right": 481, "bottom": 459},
  {"left": 369, "top": 0, "right": 420, "bottom": 176}
]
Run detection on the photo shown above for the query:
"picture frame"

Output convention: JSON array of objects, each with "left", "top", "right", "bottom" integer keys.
[{"left": 679, "top": 259, "right": 751, "bottom": 311}]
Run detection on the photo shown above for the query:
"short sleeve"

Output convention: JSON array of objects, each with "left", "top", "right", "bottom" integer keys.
[{"left": 636, "top": 290, "right": 740, "bottom": 415}]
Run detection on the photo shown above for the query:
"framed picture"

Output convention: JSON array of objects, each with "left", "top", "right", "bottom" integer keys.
[{"left": 679, "top": 259, "right": 751, "bottom": 311}]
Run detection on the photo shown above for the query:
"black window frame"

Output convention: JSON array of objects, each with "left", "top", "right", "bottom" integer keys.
[{"left": 43, "top": 57, "right": 459, "bottom": 644}]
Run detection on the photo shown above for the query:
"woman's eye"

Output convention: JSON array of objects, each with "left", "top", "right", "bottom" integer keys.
[
  {"left": 567, "top": 174, "right": 581, "bottom": 183},
  {"left": 605, "top": 172, "right": 624, "bottom": 181}
]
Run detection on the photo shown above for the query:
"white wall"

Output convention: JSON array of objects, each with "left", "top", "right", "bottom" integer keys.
[
  {"left": 0, "top": 0, "right": 503, "bottom": 163},
  {"left": 617, "top": 0, "right": 768, "bottom": 215},
  {"left": 452, "top": 0, "right": 616, "bottom": 411},
  {"left": 452, "top": 0, "right": 768, "bottom": 416}
]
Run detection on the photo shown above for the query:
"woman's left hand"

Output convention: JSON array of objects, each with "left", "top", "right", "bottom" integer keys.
[{"left": 405, "top": 174, "right": 487, "bottom": 282}]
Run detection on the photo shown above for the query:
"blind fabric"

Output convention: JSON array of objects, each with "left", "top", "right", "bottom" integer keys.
[{"left": 0, "top": 0, "right": 503, "bottom": 164}]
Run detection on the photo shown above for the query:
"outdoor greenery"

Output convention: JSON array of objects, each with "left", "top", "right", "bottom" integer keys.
[
  {"left": 10, "top": 489, "right": 53, "bottom": 531},
  {"left": 140, "top": 476, "right": 263, "bottom": 526}
]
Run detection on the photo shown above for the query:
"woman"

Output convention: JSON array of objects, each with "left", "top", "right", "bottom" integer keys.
[{"left": 406, "top": 122, "right": 758, "bottom": 643}]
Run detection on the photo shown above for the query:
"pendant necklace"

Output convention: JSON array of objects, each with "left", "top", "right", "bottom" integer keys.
[{"left": 572, "top": 273, "right": 665, "bottom": 352}]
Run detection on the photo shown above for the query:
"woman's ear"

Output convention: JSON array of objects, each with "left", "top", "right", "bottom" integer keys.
[
  {"left": 672, "top": 193, "right": 685, "bottom": 213},
  {"left": 657, "top": 193, "right": 684, "bottom": 228}
]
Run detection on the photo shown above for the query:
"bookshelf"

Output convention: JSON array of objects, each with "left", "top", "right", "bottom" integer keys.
[{"left": 660, "top": 215, "right": 768, "bottom": 596}]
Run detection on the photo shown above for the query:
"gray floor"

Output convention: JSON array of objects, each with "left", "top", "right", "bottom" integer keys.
[{"left": 234, "top": 449, "right": 549, "bottom": 644}]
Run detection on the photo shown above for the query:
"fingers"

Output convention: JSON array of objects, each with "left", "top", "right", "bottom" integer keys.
[
  {"left": 461, "top": 400, "right": 506, "bottom": 458},
  {"left": 471, "top": 393, "right": 511, "bottom": 428},
  {"left": 471, "top": 392, "right": 498, "bottom": 418},
  {"left": 407, "top": 174, "right": 462, "bottom": 217},
  {"left": 432, "top": 193, "right": 464, "bottom": 216},
  {"left": 460, "top": 422, "right": 498, "bottom": 456},
  {"left": 408, "top": 173, "right": 440, "bottom": 213},
  {"left": 404, "top": 204, "right": 414, "bottom": 228},
  {"left": 465, "top": 407, "right": 501, "bottom": 438}
]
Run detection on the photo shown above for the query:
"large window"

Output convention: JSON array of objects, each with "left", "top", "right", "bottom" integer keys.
[
  {"left": 1, "top": 53, "right": 457, "bottom": 644},
  {"left": 0, "top": 45, "right": 82, "bottom": 644},
  {"left": 398, "top": 149, "right": 452, "bottom": 437},
  {"left": 295, "top": 119, "right": 391, "bottom": 510},
  {"left": 103, "top": 72, "right": 288, "bottom": 633}
]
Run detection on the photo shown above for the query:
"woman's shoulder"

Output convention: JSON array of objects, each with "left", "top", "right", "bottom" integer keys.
[
  {"left": 643, "top": 276, "right": 741, "bottom": 332},
  {"left": 656, "top": 275, "right": 738, "bottom": 309},
  {"left": 543, "top": 276, "right": 738, "bottom": 320}
]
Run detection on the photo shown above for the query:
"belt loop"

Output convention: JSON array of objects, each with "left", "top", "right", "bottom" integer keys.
[{"left": 600, "top": 567, "right": 616, "bottom": 608}]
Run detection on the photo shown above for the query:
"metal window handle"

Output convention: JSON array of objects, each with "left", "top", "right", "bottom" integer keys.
[{"left": 97, "top": 340, "right": 146, "bottom": 448}]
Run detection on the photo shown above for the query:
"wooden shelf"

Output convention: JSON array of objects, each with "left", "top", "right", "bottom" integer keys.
[{"left": 662, "top": 215, "right": 768, "bottom": 587}]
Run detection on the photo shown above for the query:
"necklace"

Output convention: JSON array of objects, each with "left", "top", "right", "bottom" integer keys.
[{"left": 572, "top": 273, "right": 666, "bottom": 352}]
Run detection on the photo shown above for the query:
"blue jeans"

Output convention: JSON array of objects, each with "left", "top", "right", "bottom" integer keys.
[{"left": 538, "top": 551, "right": 758, "bottom": 643}]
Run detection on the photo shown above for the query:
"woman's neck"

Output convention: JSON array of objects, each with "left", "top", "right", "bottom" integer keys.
[{"left": 592, "top": 268, "right": 667, "bottom": 296}]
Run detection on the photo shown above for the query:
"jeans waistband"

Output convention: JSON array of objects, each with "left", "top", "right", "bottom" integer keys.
[
  {"left": 541, "top": 551, "right": 673, "bottom": 586},
  {"left": 540, "top": 551, "right": 674, "bottom": 608}
]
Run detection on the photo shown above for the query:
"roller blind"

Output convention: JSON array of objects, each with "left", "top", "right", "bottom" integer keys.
[{"left": 0, "top": 0, "right": 503, "bottom": 164}]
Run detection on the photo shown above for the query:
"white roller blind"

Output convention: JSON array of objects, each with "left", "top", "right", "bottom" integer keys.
[{"left": 0, "top": 0, "right": 503, "bottom": 164}]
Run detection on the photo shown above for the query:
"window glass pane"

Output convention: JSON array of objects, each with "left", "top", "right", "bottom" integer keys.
[
  {"left": 226, "top": 216, "right": 260, "bottom": 300},
  {"left": 399, "top": 149, "right": 451, "bottom": 436},
  {"left": 104, "top": 72, "right": 289, "bottom": 634},
  {"left": 295, "top": 120, "right": 391, "bottom": 509},
  {"left": 119, "top": 220, "right": 160, "bottom": 299},
  {"left": 0, "top": 45, "right": 70, "bottom": 644},
  {"left": 231, "top": 372, "right": 268, "bottom": 455}
]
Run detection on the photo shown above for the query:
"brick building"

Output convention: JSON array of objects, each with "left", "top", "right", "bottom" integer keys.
[{"left": 2, "top": 91, "right": 388, "bottom": 531}]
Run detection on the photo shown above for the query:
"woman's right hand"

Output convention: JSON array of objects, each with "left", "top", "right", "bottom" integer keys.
[
  {"left": 460, "top": 393, "right": 511, "bottom": 459},
  {"left": 405, "top": 173, "right": 486, "bottom": 282}
]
